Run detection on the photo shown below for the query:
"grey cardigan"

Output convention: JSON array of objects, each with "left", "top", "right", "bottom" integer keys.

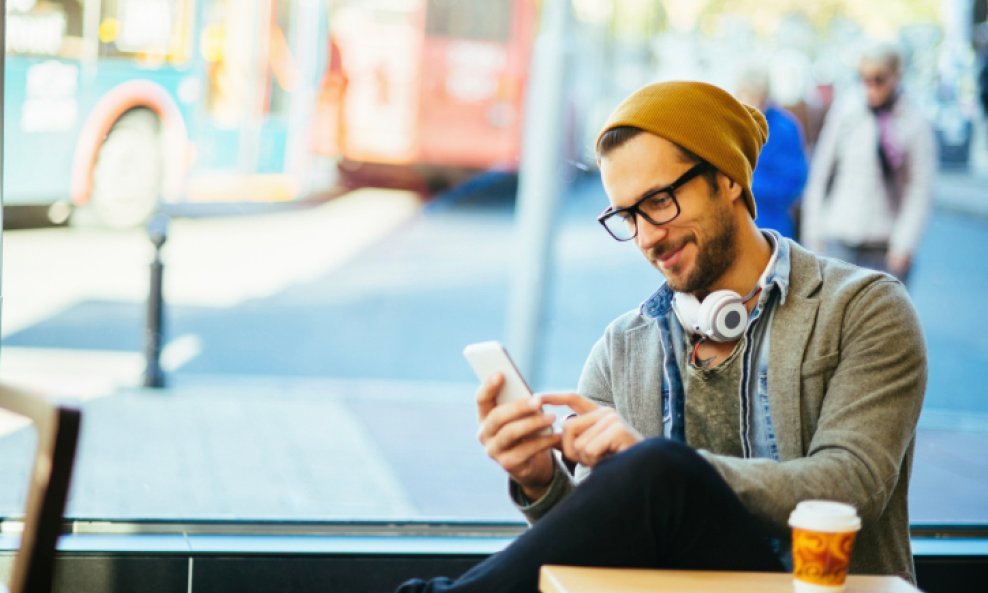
[{"left": 516, "top": 240, "right": 926, "bottom": 581}]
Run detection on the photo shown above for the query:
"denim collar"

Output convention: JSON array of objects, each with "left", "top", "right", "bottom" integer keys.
[{"left": 639, "top": 230, "right": 791, "bottom": 319}]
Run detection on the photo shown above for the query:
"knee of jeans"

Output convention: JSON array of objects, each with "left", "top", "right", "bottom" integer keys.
[{"left": 617, "top": 438, "right": 703, "bottom": 485}]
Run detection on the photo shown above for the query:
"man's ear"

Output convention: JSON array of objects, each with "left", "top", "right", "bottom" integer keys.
[{"left": 718, "top": 173, "right": 744, "bottom": 203}]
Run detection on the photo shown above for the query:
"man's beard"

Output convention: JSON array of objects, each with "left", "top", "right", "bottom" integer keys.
[{"left": 656, "top": 206, "right": 738, "bottom": 294}]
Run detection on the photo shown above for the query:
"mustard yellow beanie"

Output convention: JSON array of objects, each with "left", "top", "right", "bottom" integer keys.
[{"left": 596, "top": 81, "right": 768, "bottom": 219}]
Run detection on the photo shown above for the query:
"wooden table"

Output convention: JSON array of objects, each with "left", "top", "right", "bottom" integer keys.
[{"left": 539, "top": 566, "right": 921, "bottom": 593}]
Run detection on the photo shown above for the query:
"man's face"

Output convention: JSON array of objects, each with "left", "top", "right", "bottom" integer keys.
[
  {"left": 599, "top": 132, "right": 739, "bottom": 294},
  {"left": 859, "top": 59, "right": 899, "bottom": 109}
]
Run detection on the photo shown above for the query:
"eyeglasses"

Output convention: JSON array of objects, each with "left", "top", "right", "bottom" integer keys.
[{"left": 597, "top": 162, "right": 712, "bottom": 241}]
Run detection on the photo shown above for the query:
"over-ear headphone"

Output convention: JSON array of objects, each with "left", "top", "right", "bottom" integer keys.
[{"left": 672, "top": 290, "right": 749, "bottom": 342}]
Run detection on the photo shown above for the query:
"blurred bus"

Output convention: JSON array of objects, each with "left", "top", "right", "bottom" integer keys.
[
  {"left": 3, "top": 0, "right": 654, "bottom": 227},
  {"left": 318, "top": 0, "right": 537, "bottom": 190},
  {"left": 3, "top": 0, "right": 331, "bottom": 228}
]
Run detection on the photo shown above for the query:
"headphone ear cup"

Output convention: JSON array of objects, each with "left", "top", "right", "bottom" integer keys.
[
  {"left": 696, "top": 290, "right": 748, "bottom": 341},
  {"left": 672, "top": 292, "right": 702, "bottom": 335}
]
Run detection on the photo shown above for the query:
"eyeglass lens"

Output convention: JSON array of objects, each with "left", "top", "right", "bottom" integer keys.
[{"left": 603, "top": 192, "right": 678, "bottom": 240}]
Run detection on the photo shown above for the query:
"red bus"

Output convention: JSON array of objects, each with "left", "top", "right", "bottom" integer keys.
[{"left": 315, "top": 0, "right": 537, "bottom": 188}]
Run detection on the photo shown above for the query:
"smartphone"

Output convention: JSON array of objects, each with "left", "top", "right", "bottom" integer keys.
[{"left": 463, "top": 340, "right": 536, "bottom": 406}]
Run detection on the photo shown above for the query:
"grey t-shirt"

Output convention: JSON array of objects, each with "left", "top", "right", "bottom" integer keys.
[{"left": 683, "top": 338, "right": 745, "bottom": 457}]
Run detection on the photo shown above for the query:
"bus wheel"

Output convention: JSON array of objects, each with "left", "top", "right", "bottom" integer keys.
[{"left": 77, "top": 108, "right": 163, "bottom": 229}]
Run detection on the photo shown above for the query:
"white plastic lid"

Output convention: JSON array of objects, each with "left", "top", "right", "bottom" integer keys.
[{"left": 788, "top": 500, "right": 861, "bottom": 533}]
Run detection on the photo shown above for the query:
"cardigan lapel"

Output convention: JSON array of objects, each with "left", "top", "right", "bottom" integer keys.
[{"left": 768, "top": 242, "right": 823, "bottom": 460}]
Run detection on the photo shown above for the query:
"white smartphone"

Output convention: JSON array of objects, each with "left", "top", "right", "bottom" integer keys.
[{"left": 463, "top": 340, "right": 535, "bottom": 406}]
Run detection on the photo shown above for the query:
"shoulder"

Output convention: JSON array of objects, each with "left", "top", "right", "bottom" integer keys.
[
  {"left": 787, "top": 240, "right": 915, "bottom": 318},
  {"left": 583, "top": 306, "right": 662, "bottom": 369},
  {"left": 892, "top": 96, "right": 935, "bottom": 133},
  {"left": 788, "top": 239, "right": 904, "bottom": 299},
  {"left": 603, "top": 307, "right": 655, "bottom": 339},
  {"left": 782, "top": 241, "right": 923, "bottom": 362},
  {"left": 827, "top": 92, "right": 868, "bottom": 120},
  {"left": 766, "top": 105, "right": 800, "bottom": 129}
]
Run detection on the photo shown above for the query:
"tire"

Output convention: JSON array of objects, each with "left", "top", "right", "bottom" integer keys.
[{"left": 77, "top": 108, "right": 163, "bottom": 229}]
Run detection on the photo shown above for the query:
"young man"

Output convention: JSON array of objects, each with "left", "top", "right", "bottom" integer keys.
[{"left": 397, "top": 81, "right": 926, "bottom": 593}]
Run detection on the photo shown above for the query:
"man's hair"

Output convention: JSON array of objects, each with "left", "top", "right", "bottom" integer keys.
[
  {"left": 859, "top": 42, "right": 902, "bottom": 74},
  {"left": 596, "top": 125, "right": 719, "bottom": 194},
  {"left": 596, "top": 125, "right": 643, "bottom": 159}
]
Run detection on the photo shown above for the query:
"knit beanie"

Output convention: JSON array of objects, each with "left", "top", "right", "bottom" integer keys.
[{"left": 596, "top": 81, "right": 768, "bottom": 219}]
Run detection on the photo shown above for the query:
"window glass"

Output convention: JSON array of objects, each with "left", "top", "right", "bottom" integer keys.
[
  {"left": 1, "top": 0, "right": 986, "bottom": 530},
  {"left": 98, "top": 0, "right": 193, "bottom": 64},
  {"left": 425, "top": 0, "right": 510, "bottom": 42},
  {"left": 6, "top": 0, "right": 85, "bottom": 58}
]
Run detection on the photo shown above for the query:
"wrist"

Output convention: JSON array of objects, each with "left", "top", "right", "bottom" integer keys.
[{"left": 517, "top": 471, "right": 554, "bottom": 503}]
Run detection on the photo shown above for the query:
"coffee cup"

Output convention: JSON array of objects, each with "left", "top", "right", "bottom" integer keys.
[{"left": 788, "top": 500, "right": 861, "bottom": 593}]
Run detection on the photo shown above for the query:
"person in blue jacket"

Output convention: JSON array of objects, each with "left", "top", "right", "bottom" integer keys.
[{"left": 736, "top": 67, "right": 809, "bottom": 239}]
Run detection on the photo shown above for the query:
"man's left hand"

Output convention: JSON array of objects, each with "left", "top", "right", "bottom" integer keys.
[
  {"left": 886, "top": 252, "right": 912, "bottom": 277},
  {"left": 539, "top": 393, "right": 643, "bottom": 468}
]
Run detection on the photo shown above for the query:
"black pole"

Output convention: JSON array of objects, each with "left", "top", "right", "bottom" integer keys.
[{"left": 144, "top": 212, "right": 169, "bottom": 388}]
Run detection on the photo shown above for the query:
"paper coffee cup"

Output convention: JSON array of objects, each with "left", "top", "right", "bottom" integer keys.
[{"left": 789, "top": 500, "right": 861, "bottom": 593}]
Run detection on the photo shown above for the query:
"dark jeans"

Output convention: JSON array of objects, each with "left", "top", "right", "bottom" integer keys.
[{"left": 395, "top": 439, "right": 784, "bottom": 593}]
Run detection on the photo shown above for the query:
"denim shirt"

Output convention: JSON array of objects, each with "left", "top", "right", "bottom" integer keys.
[{"left": 639, "top": 231, "right": 791, "bottom": 460}]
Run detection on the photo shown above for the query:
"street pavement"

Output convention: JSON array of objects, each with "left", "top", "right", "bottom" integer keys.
[{"left": 0, "top": 165, "right": 986, "bottom": 527}]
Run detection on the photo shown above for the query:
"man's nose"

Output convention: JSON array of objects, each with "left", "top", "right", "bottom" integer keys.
[{"left": 635, "top": 214, "right": 668, "bottom": 249}]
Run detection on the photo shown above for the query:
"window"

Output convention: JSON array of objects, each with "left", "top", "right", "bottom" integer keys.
[
  {"left": 1, "top": 0, "right": 986, "bottom": 536},
  {"left": 6, "top": 0, "right": 84, "bottom": 58},
  {"left": 97, "top": 0, "right": 193, "bottom": 63},
  {"left": 425, "top": 0, "right": 510, "bottom": 42}
]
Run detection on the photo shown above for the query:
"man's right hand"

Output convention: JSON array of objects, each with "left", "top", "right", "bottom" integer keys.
[{"left": 476, "top": 373, "right": 562, "bottom": 502}]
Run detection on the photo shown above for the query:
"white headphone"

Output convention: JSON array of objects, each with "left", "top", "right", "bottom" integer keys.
[{"left": 672, "top": 289, "right": 750, "bottom": 342}]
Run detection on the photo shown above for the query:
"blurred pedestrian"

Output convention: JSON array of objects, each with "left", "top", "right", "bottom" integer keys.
[
  {"left": 736, "top": 66, "right": 809, "bottom": 239},
  {"left": 801, "top": 42, "right": 936, "bottom": 285}
]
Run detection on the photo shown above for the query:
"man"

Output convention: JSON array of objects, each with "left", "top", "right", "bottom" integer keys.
[
  {"left": 396, "top": 81, "right": 926, "bottom": 593},
  {"left": 801, "top": 43, "right": 936, "bottom": 284},
  {"left": 736, "top": 65, "right": 809, "bottom": 239}
]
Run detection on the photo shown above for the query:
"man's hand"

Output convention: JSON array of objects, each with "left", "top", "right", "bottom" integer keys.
[
  {"left": 886, "top": 252, "right": 912, "bottom": 278},
  {"left": 540, "top": 393, "right": 643, "bottom": 468},
  {"left": 476, "top": 374, "right": 561, "bottom": 502}
]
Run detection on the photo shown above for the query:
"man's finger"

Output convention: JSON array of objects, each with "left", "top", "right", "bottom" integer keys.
[
  {"left": 559, "top": 412, "right": 595, "bottom": 464},
  {"left": 572, "top": 410, "right": 616, "bottom": 453},
  {"left": 498, "top": 433, "right": 562, "bottom": 475},
  {"left": 478, "top": 393, "right": 543, "bottom": 441},
  {"left": 563, "top": 407, "right": 610, "bottom": 434},
  {"left": 475, "top": 373, "right": 505, "bottom": 421},
  {"left": 539, "top": 392, "right": 599, "bottom": 414},
  {"left": 484, "top": 411, "right": 556, "bottom": 454},
  {"left": 579, "top": 419, "right": 623, "bottom": 467}
]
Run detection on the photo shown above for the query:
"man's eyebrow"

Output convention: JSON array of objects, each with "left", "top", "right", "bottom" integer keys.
[{"left": 624, "top": 183, "right": 671, "bottom": 206}]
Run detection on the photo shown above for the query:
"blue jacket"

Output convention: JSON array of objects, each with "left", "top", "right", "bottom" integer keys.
[{"left": 752, "top": 105, "right": 808, "bottom": 238}]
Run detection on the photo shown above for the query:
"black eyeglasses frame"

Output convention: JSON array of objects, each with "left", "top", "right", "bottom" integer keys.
[{"left": 597, "top": 161, "right": 714, "bottom": 242}]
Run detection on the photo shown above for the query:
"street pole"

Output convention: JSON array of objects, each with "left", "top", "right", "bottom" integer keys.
[
  {"left": 144, "top": 212, "right": 169, "bottom": 388},
  {"left": 505, "top": 0, "right": 570, "bottom": 383},
  {"left": 0, "top": 2, "right": 6, "bottom": 350}
]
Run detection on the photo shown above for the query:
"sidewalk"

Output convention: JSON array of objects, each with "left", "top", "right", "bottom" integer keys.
[
  {"left": 935, "top": 169, "right": 988, "bottom": 217},
  {"left": 0, "top": 374, "right": 521, "bottom": 522},
  {"left": 936, "top": 117, "right": 988, "bottom": 217},
  {"left": 1, "top": 371, "right": 983, "bottom": 525}
]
